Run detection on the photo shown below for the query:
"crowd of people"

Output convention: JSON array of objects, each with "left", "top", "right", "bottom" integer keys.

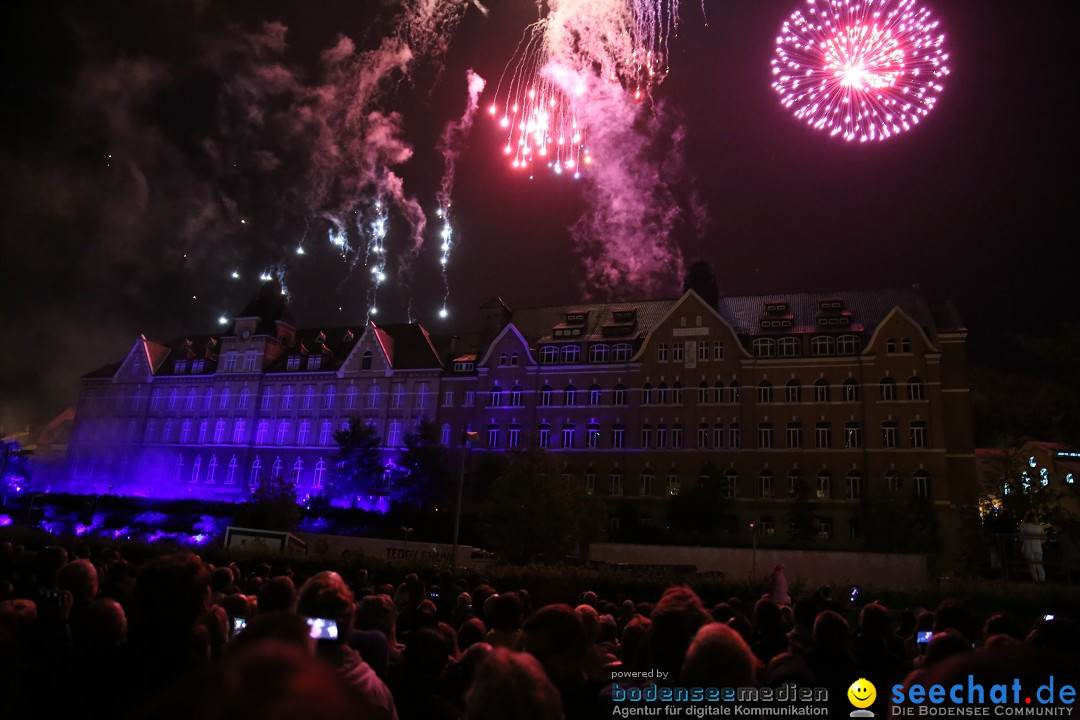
[{"left": 0, "top": 542, "right": 1077, "bottom": 719}]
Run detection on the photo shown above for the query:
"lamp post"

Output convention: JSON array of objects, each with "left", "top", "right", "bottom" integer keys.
[
  {"left": 451, "top": 430, "right": 479, "bottom": 568},
  {"left": 749, "top": 522, "right": 758, "bottom": 578}
]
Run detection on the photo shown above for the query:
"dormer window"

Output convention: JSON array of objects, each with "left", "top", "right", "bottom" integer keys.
[
  {"left": 764, "top": 302, "right": 790, "bottom": 314},
  {"left": 192, "top": 360, "right": 205, "bottom": 373},
  {"left": 612, "top": 310, "right": 636, "bottom": 323},
  {"left": 287, "top": 356, "right": 301, "bottom": 371},
  {"left": 307, "top": 355, "right": 322, "bottom": 371},
  {"left": 174, "top": 361, "right": 187, "bottom": 374},
  {"left": 566, "top": 312, "right": 587, "bottom": 325},
  {"left": 453, "top": 361, "right": 475, "bottom": 372},
  {"left": 819, "top": 299, "right": 844, "bottom": 311}
]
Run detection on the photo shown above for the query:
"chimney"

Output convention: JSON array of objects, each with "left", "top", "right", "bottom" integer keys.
[{"left": 683, "top": 260, "right": 720, "bottom": 309}]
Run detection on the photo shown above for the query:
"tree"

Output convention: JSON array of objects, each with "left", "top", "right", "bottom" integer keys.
[
  {"left": 396, "top": 419, "right": 449, "bottom": 508},
  {"left": 1, "top": 439, "right": 33, "bottom": 497},
  {"left": 331, "top": 420, "right": 383, "bottom": 506},
  {"left": 481, "top": 446, "right": 604, "bottom": 563},
  {"left": 238, "top": 475, "right": 300, "bottom": 531}
]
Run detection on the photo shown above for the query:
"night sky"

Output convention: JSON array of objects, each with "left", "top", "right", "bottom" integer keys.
[{"left": 1, "top": 0, "right": 1076, "bottom": 430}]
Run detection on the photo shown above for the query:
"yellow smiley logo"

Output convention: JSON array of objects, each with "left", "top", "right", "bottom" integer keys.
[{"left": 848, "top": 678, "right": 877, "bottom": 709}]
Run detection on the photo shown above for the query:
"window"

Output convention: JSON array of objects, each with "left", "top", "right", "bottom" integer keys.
[
  {"left": 281, "top": 385, "right": 294, "bottom": 410},
  {"left": 815, "top": 422, "right": 832, "bottom": 449},
  {"left": 759, "top": 516, "right": 777, "bottom": 537},
  {"left": 223, "top": 353, "right": 237, "bottom": 372},
  {"left": 722, "top": 469, "right": 740, "bottom": 499},
  {"left": 232, "top": 420, "right": 246, "bottom": 445},
  {"left": 610, "top": 472, "right": 624, "bottom": 497},
  {"left": 302, "top": 385, "right": 315, "bottom": 410},
  {"left": 239, "top": 387, "right": 251, "bottom": 409},
  {"left": 166, "top": 388, "right": 179, "bottom": 410},
  {"left": 197, "top": 420, "right": 208, "bottom": 445},
  {"left": 584, "top": 423, "right": 600, "bottom": 448},
  {"left": 540, "top": 346, "right": 559, "bottom": 364},
  {"left": 879, "top": 377, "right": 897, "bottom": 401},
  {"left": 658, "top": 343, "right": 669, "bottom": 362},
  {"left": 611, "top": 425, "right": 626, "bottom": 448},
  {"left": 391, "top": 384, "right": 405, "bottom": 409},
  {"left": 698, "top": 380, "right": 710, "bottom": 404},
  {"left": 907, "top": 377, "right": 926, "bottom": 400},
  {"left": 287, "top": 357, "right": 300, "bottom": 371},
  {"left": 640, "top": 424, "right": 652, "bottom": 449},
  {"left": 673, "top": 343, "right": 684, "bottom": 362},
  {"left": 713, "top": 341, "right": 724, "bottom": 360},
  {"left": 612, "top": 344, "right": 632, "bottom": 362},
  {"left": 175, "top": 361, "right": 187, "bottom": 374},
  {"left": 814, "top": 379, "right": 830, "bottom": 402},
  {"left": 564, "top": 384, "right": 577, "bottom": 406},
  {"left": 656, "top": 424, "right": 668, "bottom": 448},
  {"left": 910, "top": 421, "right": 928, "bottom": 448},
  {"left": 249, "top": 457, "right": 262, "bottom": 486},
  {"left": 673, "top": 382, "right": 684, "bottom": 404},
  {"left": 667, "top": 470, "right": 681, "bottom": 495},
  {"left": 443, "top": 390, "right": 454, "bottom": 407},
  {"left": 511, "top": 352, "right": 519, "bottom": 366},
  {"left": 186, "top": 388, "right": 198, "bottom": 411},
  {"left": 729, "top": 423, "right": 742, "bottom": 449},
  {"left": 787, "top": 422, "right": 803, "bottom": 448},
  {"left": 811, "top": 336, "right": 835, "bottom": 356},
  {"left": 585, "top": 470, "right": 596, "bottom": 495},
  {"left": 757, "top": 381, "right": 773, "bottom": 403},
  {"left": 499, "top": 352, "right": 508, "bottom": 367},
  {"left": 882, "top": 422, "right": 899, "bottom": 448},
  {"left": 464, "top": 391, "right": 475, "bottom": 407},
  {"left": 672, "top": 423, "right": 683, "bottom": 448},
  {"left": 753, "top": 338, "right": 776, "bottom": 357},
  {"left": 886, "top": 339, "right": 896, "bottom": 354},
  {"left": 359, "top": 350, "right": 374, "bottom": 370},
  {"left": 313, "top": 459, "right": 326, "bottom": 489},
  {"left": 836, "top": 335, "right": 860, "bottom": 355},
  {"left": 778, "top": 336, "right": 800, "bottom": 357},
  {"left": 291, "top": 458, "right": 303, "bottom": 485},
  {"left": 538, "top": 424, "right": 551, "bottom": 448},
  {"left": 713, "top": 380, "right": 724, "bottom": 404},
  {"left": 713, "top": 423, "right": 724, "bottom": 448},
  {"left": 540, "top": 386, "right": 552, "bottom": 406},
  {"left": 298, "top": 421, "right": 311, "bottom": 446},
  {"left": 203, "top": 388, "right": 213, "bottom": 411},
  {"left": 561, "top": 345, "right": 581, "bottom": 363},
  {"left": 886, "top": 469, "right": 902, "bottom": 492},
  {"left": 190, "top": 455, "right": 202, "bottom": 483},
  {"left": 729, "top": 381, "right": 741, "bottom": 403},
  {"left": 698, "top": 342, "right": 710, "bottom": 361},
  {"left": 510, "top": 385, "right": 523, "bottom": 407},
  {"left": 218, "top": 388, "right": 231, "bottom": 410},
  {"left": 440, "top": 423, "right": 451, "bottom": 446},
  {"left": 556, "top": 424, "right": 574, "bottom": 447},
  {"left": 815, "top": 517, "right": 834, "bottom": 540},
  {"left": 227, "top": 456, "right": 238, "bottom": 485},
  {"left": 243, "top": 352, "right": 259, "bottom": 372},
  {"left": 588, "top": 385, "right": 602, "bottom": 406},
  {"left": 759, "top": 470, "right": 774, "bottom": 498},
  {"left": 214, "top": 419, "right": 227, "bottom": 444},
  {"left": 416, "top": 383, "right": 429, "bottom": 410},
  {"left": 366, "top": 385, "right": 380, "bottom": 410},
  {"left": 846, "top": 471, "right": 863, "bottom": 499},
  {"left": 508, "top": 425, "right": 521, "bottom": 448},
  {"left": 816, "top": 471, "right": 831, "bottom": 499},
  {"left": 489, "top": 386, "right": 503, "bottom": 407},
  {"left": 787, "top": 471, "right": 802, "bottom": 497},
  {"left": 844, "top": 422, "right": 862, "bottom": 449},
  {"left": 900, "top": 338, "right": 912, "bottom": 353},
  {"left": 643, "top": 383, "right": 653, "bottom": 405},
  {"left": 613, "top": 384, "right": 627, "bottom": 405},
  {"left": 758, "top": 423, "right": 774, "bottom": 449},
  {"left": 387, "top": 422, "right": 402, "bottom": 447},
  {"left": 590, "top": 344, "right": 610, "bottom": 363},
  {"left": 307, "top": 355, "right": 322, "bottom": 371},
  {"left": 319, "top": 421, "right": 333, "bottom": 447},
  {"left": 276, "top": 420, "right": 290, "bottom": 446},
  {"left": 180, "top": 421, "right": 192, "bottom": 444},
  {"left": 698, "top": 423, "right": 710, "bottom": 448},
  {"left": 913, "top": 470, "right": 931, "bottom": 498},
  {"left": 487, "top": 425, "right": 500, "bottom": 448},
  {"left": 658, "top": 382, "right": 668, "bottom": 404},
  {"left": 271, "top": 457, "right": 283, "bottom": 479},
  {"left": 345, "top": 386, "right": 358, "bottom": 409},
  {"left": 786, "top": 379, "right": 801, "bottom": 403},
  {"left": 640, "top": 471, "right": 655, "bottom": 496}
]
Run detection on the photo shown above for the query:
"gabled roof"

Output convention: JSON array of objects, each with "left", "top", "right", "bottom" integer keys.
[
  {"left": 372, "top": 323, "right": 444, "bottom": 369},
  {"left": 236, "top": 280, "right": 294, "bottom": 336},
  {"left": 508, "top": 300, "right": 674, "bottom": 345}
]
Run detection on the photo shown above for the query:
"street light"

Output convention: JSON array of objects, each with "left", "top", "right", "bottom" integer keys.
[
  {"left": 451, "top": 429, "right": 479, "bottom": 568},
  {"left": 749, "top": 522, "right": 758, "bottom": 577}
]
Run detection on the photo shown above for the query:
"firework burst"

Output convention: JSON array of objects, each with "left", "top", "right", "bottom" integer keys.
[{"left": 771, "top": 0, "right": 949, "bottom": 142}]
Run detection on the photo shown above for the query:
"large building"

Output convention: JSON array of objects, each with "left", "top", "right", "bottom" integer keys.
[{"left": 64, "top": 267, "right": 976, "bottom": 546}]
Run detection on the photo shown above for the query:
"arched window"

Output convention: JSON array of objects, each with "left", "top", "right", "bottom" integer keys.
[
  {"left": 361, "top": 350, "right": 373, "bottom": 370},
  {"left": 249, "top": 457, "right": 262, "bottom": 486},
  {"left": 588, "top": 384, "right": 602, "bottom": 406},
  {"left": 313, "top": 459, "right": 326, "bottom": 489},
  {"left": 886, "top": 339, "right": 896, "bottom": 354},
  {"left": 499, "top": 352, "right": 508, "bottom": 366},
  {"left": 753, "top": 338, "right": 776, "bottom": 357},
  {"left": 489, "top": 385, "right": 503, "bottom": 407},
  {"left": 843, "top": 378, "right": 860, "bottom": 402},
  {"left": 510, "top": 385, "right": 524, "bottom": 407},
  {"left": 759, "top": 469, "right": 774, "bottom": 498},
  {"left": 879, "top": 377, "right": 897, "bottom": 401},
  {"left": 613, "top": 384, "right": 627, "bottom": 405},
  {"left": 271, "top": 457, "right": 283, "bottom": 479},
  {"left": 907, "top": 376, "right": 926, "bottom": 401},
  {"left": 814, "top": 378, "right": 830, "bottom": 402},
  {"left": 226, "top": 455, "right": 238, "bottom": 485},
  {"left": 722, "top": 469, "right": 740, "bottom": 499},
  {"left": 757, "top": 381, "right": 773, "bottom": 403},
  {"left": 589, "top": 344, "right": 610, "bottom": 363},
  {"left": 540, "top": 346, "right": 559, "bottom": 364},
  {"left": 786, "top": 379, "right": 801, "bottom": 403},
  {"left": 276, "top": 420, "right": 290, "bottom": 446},
  {"left": 658, "top": 382, "right": 668, "bottom": 404},
  {"left": 787, "top": 469, "right": 802, "bottom": 497},
  {"left": 564, "top": 384, "right": 577, "bottom": 406},
  {"left": 900, "top": 338, "right": 912, "bottom": 353},
  {"left": 815, "top": 470, "right": 831, "bottom": 499},
  {"left": 561, "top": 345, "right": 581, "bottom": 363},
  {"left": 673, "top": 381, "right": 684, "bottom": 404},
  {"left": 846, "top": 470, "right": 862, "bottom": 500},
  {"left": 642, "top": 382, "right": 653, "bottom": 405},
  {"left": 913, "top": 470, "right": 931, "bottom": 498},
  {"left": 698, "top": 380, "right": 710, "bottom": 404},
  {"left": 640, "top": 468, "right": 655, "bottom": 496},
  {"left": 440, "top": 423, "right": 451, "bottom": 446},
  {"left": 190, "top": 455, "right": 202, "bottom": 483},
  {"left": 292, "top": 458, "right": 304, "bottom": 485},
  {"left": 539, "top": 385, "right": 552, "bottom": 406},
  {"left": 510, "top": 352, "right": 519, "bottom": 366},
  {"left": 729, "top": 381, "right": 741, "bottom": 403},
  {"left": 836, "top": 335, "right": 860, "bottom": 355},
  {"left": 778, "top": 336, "right": 801, "bottom": 357},
  {"left": 811, "top": 336, "right": 835, "bottom": 356},
  {"left": 713, "top": 380, "right": 724, "bottom": 404},
  {"left": 885, "top": 469, "right": 902, "bottom": 493}
]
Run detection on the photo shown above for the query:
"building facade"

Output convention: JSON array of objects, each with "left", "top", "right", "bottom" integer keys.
[{"left": 65, "top": 274, "right": 976, "bottom": 547}]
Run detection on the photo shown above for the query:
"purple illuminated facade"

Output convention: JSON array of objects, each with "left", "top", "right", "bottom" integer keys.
[{"left": 64, "top": 271, "right": 975, "bottom": 546}]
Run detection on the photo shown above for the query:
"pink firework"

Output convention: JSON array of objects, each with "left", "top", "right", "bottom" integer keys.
[{"left": 771, "top": 0, "right": 949, "bottom": 142}]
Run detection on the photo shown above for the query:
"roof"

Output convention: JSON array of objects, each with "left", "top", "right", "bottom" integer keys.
[
  {"left": 371, "top": 323, "right": 444, "bottom": 369},
  {"left": 718, "top": 288, "right": 962, "bottom": 337},
  {"left": 508, "top": 300, "right": 674, "bottom": 345},
  {"left": 237, "top": 280, "right": 294, "bottom": 336},
  {"left": 266, "top": 326, "right": 365, "bottom": 373}
]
